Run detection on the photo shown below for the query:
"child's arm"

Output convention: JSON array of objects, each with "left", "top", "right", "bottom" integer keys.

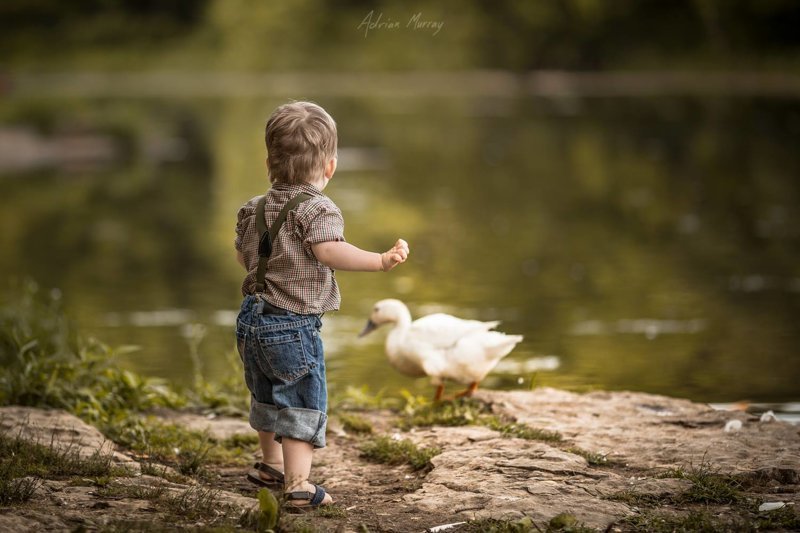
[
  {"left": 312, "top": 239, "right": 409, "bottom": 272},
  {"left": 236, "top": 250, "right": 246, "bottom": 269}
]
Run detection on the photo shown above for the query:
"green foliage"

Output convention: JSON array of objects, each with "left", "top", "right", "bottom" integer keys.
[
  {"left": 0, "top": 428, "right": 127, "bottom": 504},
  {"left": 565, "top": 447, "right": 612, "bottom": 466},
  {"left": 546, "top": 513, "right": 595, "bottom": 532},
  {"left": 330, "top": 385, "right": 400, "bottom": 411},
  {"left": 399, "top": 396, "right": 563, "bottom": 443},
  {"left": 360, "top": 435, "right": 440, "bottom": 471},
  {"left": 754, "top": 505, "right": 800, "bottom": 530},
  {"left": 659, "top": 462, "right": 744, "bottom": 505},
  {"left": 338, "top": 412, "right": 374, "bottom": 434},
  {"left": 255, "top": 488, "right": 279, "bottom": 531},
  {"left": 0, "top": 280, "right": 184, "bottom": 430},
  {"left": 621, "top": 510, "right": 739, "bottom": 533},
  {"left": 401, "top": 396, "right": 488, "bottom": 428},
  {"left": 457, "top": 515, "right": 595, "bottom": 533},
  {"left": 481, "top": 416, "right": 563, "bottom": 443}
]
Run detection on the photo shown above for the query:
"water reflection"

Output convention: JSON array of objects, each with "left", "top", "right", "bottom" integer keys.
[{"left": 1, "top": 95, "right": 798, "bottom": 406}]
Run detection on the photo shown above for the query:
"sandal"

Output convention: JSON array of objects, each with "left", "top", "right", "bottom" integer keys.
[
  {"left": 284, "top": 484, "right": 329, "bottom": 513},
  {"left": 245, "top": 462, "right": 284, "bottom": 488}
]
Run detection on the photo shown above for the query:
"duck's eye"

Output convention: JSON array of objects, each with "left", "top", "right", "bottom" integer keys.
[{"left": 373, "top": 306, "right": 379, "bottom": 313}]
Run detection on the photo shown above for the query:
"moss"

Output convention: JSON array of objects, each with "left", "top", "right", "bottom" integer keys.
[
  {"left": 329, "top": 385, "right": 401, "bottom": 411},
  {"left": 399, "top": 397, "right": 562, "bottom": 443},
  {"left": 360, "top": 435, "right": 441, "bottom": 471},
  {"left": 605, "top": 488, "right": 668, "bottom": 506},
  {"left": 455, "top": 515, "right": 595, "bottom": 532},
  {"left": 620, "top": 510, "right": 742, "bottom": 533},
  {"left": 547, "top": 513, "right": 596, "bottom": 532},
  {"left": 754, "top": 505, "right": 800, "bottom": 530},
  {"left": 657, "top": 463, "right": 743, "bottom": 504},
  {"left": 338, "top": 412, "right": 374, "bottom": 434},
  {"left": 481, "top": 416, "right": 563, "bottom": 443},
  {"left": 400, "top": 397, "right": 489, "bottom": 428},
  {"left": 565, "top": 447, "right": 613, "bottom": 466},
  {"left": 315, "top": 504, "right": 347, "bottom": 518},
  {"left": 0, "top": 428, "right": 129, "bottom": 505}
]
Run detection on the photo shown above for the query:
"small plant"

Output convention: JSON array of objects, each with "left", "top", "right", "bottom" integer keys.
[
  {"left": 0, "top": 280, "right": 183, "bottom": 429},
  {"left": 481, "top": 416, "right": 563, "bottom": 443},
  {"left": 754, "top": 504, "right": 800, "bottom": 530},
  {"left": 456, "top": 517, "right": 535, "bottom": 532},
  {"left": 338, "top": 412, "right": 374, "bottom": 434},
  {"left": 0, "top": 464, "right": 39, "bottom": 505},
  {"left": 620, "top": 509, "right": 742, "bottom": 533},
  {"left": 658, "top": 460, "right": 743, "bottom": 505},
  {"left": 316, "top": 504, "right": 347, "bottom": 518},
  {"left": 547, "top": 513, "right": 595, "bottom": 532},
  {"left": 398, "top": 396, "right": 562, "bottom": 444},
  {"left": 360, "top": 435, "right": 441, "bottom": 471},
  {"left": 330, "top": 385, "right": 400, "bottom": 411},
  {"left": 0, "top": 429, "right": 126, "bottom": 482},
  {"left": 566, "top": 447, "right": 612, "bottom": 466},
  {"left": 400, "top": 396, "right": 488, "bottom": 428}
]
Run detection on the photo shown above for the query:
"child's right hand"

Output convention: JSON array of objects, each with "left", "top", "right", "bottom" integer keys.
[{"left": 381, "top": 239, "right": 409, "bottom": 272}]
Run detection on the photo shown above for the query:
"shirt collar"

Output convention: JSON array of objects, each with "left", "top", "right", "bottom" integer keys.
[{"left": 272, "top": 181, "right": 325, "bottom": 197}]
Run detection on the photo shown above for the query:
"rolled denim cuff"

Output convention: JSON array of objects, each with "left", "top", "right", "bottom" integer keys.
[
  {"left": 274, "top": 407, "right": 327, "bottom": 449},
  {"left": 249, "top": 397, "right": 278, "bottom": 433}
]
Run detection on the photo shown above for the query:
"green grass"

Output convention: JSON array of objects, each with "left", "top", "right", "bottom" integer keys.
[
  {"left": 455, "top": 514, "right": 596, "bottom": 532},
  {"left": 360, "top": 435, "right": 441, "bottom": 471},
  {"left": 338, "top": 412, "right": 374, "bottom": 434},
  {"left": 399, "top": 397, "right": 563, "bottom": 443},
  {"left": 659, "top": 463, "right": 744, "bottom": 505},
  {"left": 400, "top": 396, "right": 489, "bottom": 428},
  {"left": 481, "top": 416, "right": 563, "bottom": 443},
  {"left": 565, "top": 447, "right": 613, "bottom": 466},
  {"left": 0, "top": 428, "right": 130, "bottom": 504},
  {"left": 620, "top": 510, "right": 740, "bottom": 533}
]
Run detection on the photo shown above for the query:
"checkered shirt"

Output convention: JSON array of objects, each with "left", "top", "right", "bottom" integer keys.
[{"left": 235, "top": 182, "right": 346, "bottom": 314}]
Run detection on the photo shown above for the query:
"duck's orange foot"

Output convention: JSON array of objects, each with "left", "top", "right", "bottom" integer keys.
[
  {"left": 433, "top": 384, "right": 445, "bottom": 402},
  {"left": 454, "top": 382, "right": 479, "bottom": 398}
]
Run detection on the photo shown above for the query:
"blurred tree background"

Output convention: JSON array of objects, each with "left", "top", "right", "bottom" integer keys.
[
  {"left": 1, "top": 0, "right": 798, "bottom": 407},
  {"left": 3, "top": 0, "right": 800, "bottom": 69}
]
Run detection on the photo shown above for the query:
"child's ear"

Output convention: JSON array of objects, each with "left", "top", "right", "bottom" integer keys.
[{"left": 324, "top": 157, "right": 337, "bottom": 179}]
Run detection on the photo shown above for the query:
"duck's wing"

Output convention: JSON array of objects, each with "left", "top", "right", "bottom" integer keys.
[{"left": 407, "top": 313, "right": 500, "bottom": 349}]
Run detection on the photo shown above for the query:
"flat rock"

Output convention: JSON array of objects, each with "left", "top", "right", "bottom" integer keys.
[
  {"left": 0, "top": 406, "right": 134, "bottom": 465},
  {"left": 478, "top": 388, "right": 800, "bottom": 474}
]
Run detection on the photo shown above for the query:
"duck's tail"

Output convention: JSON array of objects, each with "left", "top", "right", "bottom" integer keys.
[{"left": 479, "top": 332, "right": 523, "bottom": 360}]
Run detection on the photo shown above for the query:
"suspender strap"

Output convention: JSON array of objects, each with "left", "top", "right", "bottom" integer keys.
[{"left": 254, "top": 192, "right": 313, "bottom": 293}]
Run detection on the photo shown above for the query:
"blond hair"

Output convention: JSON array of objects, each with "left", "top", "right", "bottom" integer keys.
[{"left": 265, "top": 101, "right": 338, "bottom": 184}]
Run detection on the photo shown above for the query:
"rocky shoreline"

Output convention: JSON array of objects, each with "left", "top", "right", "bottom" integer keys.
[{"left": 1, "top": 388, "right": 798, "bottom": 532}]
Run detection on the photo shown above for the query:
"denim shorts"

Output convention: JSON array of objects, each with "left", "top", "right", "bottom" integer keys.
[{"left": 235, "top": 294, "right": 327, "bottom": 448}]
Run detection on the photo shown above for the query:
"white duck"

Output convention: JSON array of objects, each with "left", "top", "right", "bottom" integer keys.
[{"left": 359, "top": 299, "right": 523, "bottom": 400}]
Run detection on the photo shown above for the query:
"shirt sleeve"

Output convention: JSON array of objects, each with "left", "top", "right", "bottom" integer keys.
[
  {"left": 297, "top": 198, "right": 346, "bottom": 255},
  {"left": 234, "top": 199, "right": 256, "bottom": 252}
]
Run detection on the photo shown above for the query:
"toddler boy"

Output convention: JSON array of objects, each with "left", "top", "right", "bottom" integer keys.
[{"left": 234, "top": 101, "right": 408, "bottom": 509}]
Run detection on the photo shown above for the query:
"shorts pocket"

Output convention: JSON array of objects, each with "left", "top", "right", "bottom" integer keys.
[
  {"left": 256, "top": 331, "right": 310, "bottom": 383},
  {"left": 235, "top": 322, "right": 247, "bottom": 362}
]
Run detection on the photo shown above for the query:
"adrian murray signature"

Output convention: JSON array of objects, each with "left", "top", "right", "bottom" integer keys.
[{"left": 357, "top": 11, "right": 444, "bottom": 38}]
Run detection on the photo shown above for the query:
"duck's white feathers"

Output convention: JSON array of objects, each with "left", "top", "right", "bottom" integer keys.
[
  {"left": 407, "top": 313, "right": 501, "bottom": 349},
  {"left": 373, "top": 301, "right": 522, "bottom": 386}
]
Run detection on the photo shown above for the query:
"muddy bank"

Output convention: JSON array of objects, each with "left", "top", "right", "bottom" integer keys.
[{"left": 1, "top": 388, "right": 798, "bottom": 532}]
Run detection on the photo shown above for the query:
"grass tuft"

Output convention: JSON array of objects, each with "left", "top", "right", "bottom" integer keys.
[
  {"left": 565, "top": 447, "right": 613, "bottom": 466},
  {"left": 360, "top": 435, "right": 441, "bottom": 471},
  {"left": 399, "top": 397, "right": 562, "bottom": 443},
  {"left": 620, "top": 510, "right": 742, "bottom": 533},
  {"left": 658, "top": 462, "right": 744, "bottom": 504},
  {"left": 338, "top": 412, "right": 374, "bottom": 434}
]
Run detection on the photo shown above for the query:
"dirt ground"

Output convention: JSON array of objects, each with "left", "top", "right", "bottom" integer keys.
[{"left": 1, "top": 389, "right": 799, "bottom": 532}]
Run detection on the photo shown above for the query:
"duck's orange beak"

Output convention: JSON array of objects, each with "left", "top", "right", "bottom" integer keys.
[{"left": 358, "top": 320, "right": 378, "bottom": 338}]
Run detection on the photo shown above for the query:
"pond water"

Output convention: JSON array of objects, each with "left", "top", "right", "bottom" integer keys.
[{"left": 1, "top": 93, "right": 798, "bottom": 406}]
